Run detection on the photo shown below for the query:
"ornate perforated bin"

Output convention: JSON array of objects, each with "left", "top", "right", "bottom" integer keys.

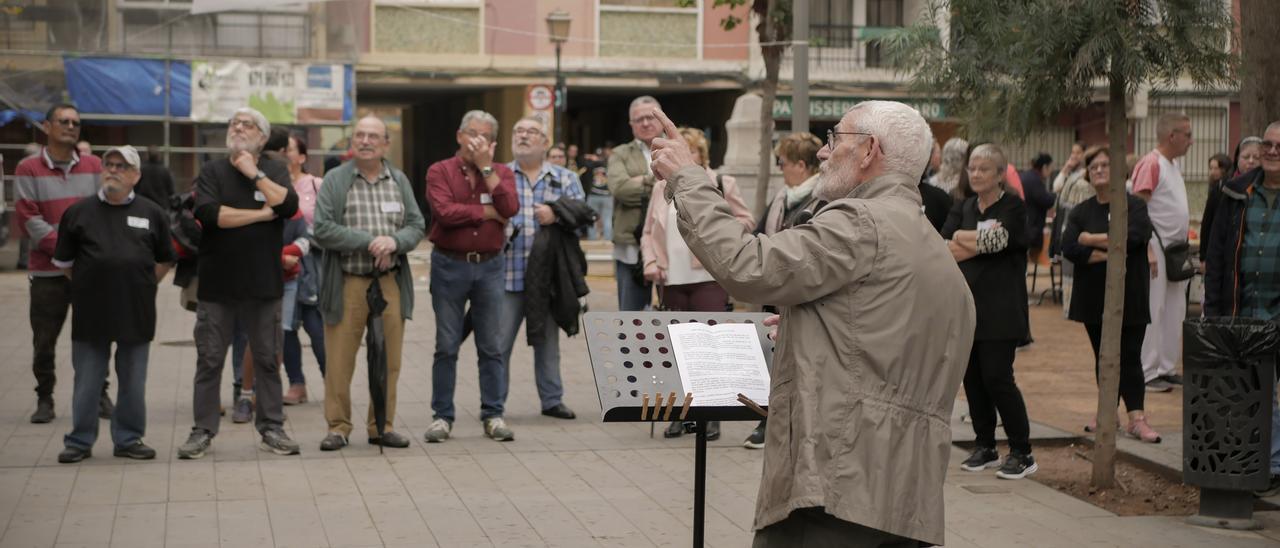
[{"left": 1183, "top": 317, "right": 1279, "bottom": 530}]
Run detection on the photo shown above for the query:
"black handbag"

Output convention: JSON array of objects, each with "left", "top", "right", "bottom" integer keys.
[{"left": 1154, "top": 231, "right": 1196, "bottom": 282}]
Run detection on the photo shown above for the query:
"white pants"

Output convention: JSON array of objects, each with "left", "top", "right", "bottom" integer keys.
[{"left": 1142, "top": 241, "right": 1188, "bottom": 381}]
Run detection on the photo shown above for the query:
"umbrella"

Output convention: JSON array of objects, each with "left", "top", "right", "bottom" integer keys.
[{"left": 365, "top": 279, "right": 389, "bottom": 454}]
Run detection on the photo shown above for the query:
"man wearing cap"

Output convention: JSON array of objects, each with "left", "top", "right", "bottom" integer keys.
[{"left": 52, "top": 146, "right": 176, "bottom": 463}]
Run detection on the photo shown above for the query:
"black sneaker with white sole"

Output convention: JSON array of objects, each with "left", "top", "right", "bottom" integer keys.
[
  {"left": 743, "top": 421, "right": 766, "bottom": 449},
  {"left": 960, "top": 447, "right": 999, "bottom": 472},
  {"left": 1254, "top": 474, "right": 1280, "bottom": 498},
  {"left": 996, "top": 452, "right": 1038, "bottom": 479}
]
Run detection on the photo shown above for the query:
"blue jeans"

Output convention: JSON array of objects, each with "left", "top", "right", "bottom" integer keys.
[
  {"left": 65, "top": 340, "right": 149, "bottom": 450},
  {"left": 283, "top": 303, "right": 326, "bottom": 385},
  {"left": 615, "top": 260, "right": 651, "bottom": 311},
  {"left": 587, "top": 194, "right": 613, "bottom": 240},
  {"left": 497, "top": 291, "right": 564, "bottom": 411},
  {"left": 430, "top": 250, "right": 507, "bottom": 421}
]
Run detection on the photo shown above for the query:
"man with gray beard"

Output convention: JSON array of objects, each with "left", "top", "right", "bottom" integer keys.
[{"left": 178, "top": 107, "right": 301, "bottom": 459}]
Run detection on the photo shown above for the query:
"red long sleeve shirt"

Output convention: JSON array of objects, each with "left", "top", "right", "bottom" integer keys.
[{"left": 425, "top": 155, "right": 519, "bottom": 254}]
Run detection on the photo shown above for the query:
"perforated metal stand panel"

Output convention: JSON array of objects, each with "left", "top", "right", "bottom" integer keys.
[{"left": 581, "top": 311, "right": 774, "bottom": 422}]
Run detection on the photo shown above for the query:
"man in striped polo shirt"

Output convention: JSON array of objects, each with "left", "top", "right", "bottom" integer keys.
[{"left": 14, "top": 103, "right": 112, "bottom": 424}]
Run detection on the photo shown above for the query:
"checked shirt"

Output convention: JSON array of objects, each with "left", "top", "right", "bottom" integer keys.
[
  {"left": 1240, "top": 185, "right": 1280, "bottom": 321},
  {"left": 340, "top": 167, "right": 404, "bottom": 275},
  {"left": 503, "top": 161, "right": 585, "bottom": 292}
]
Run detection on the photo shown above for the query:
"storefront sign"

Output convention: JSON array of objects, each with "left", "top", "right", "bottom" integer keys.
[
  {"left": 773, "top": 96, "right": 947, "bottom": 121},
  {"left": 191, "top": 61, "right": 352, "bottom": 124}
]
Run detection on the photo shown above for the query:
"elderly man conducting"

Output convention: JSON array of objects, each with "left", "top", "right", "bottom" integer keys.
[{"left": 649, "top": 102, "right": 975, "bottom": 547}]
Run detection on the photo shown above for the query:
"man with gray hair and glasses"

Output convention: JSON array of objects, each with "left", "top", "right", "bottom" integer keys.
[
  {"left": 178, "top": 107, "right": 301, "bottom": 459},
  {"left": 608, "top": 95, "right": 664, "bottom": 311},
  {"left": 424, "top": 110, "right": 519, "bottom": 443},
  {"left": 650, "top": 101, "right": 975, "bottom": 547}
]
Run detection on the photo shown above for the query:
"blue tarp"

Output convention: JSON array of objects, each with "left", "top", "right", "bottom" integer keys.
[
  {"left": 0, "top": 109, "right": 43, "bottom": 127},
  {"left": 64, "top": 57, "right": 191, "bottom": 117}
]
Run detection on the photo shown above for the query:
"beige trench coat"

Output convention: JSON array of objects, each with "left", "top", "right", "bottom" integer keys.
[{"left": 665, "top": 166, "right": 976, "bottom": 545}]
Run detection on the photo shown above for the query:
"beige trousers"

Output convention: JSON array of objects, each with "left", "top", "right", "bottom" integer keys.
[{"left": 323, "top": 273, "right": 403, "bottom": 438}]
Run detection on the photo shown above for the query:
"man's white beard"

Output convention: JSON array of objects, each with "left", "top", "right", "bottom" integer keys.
[{"left": 226, "top": 135, "right": 261, "bottom": 155}]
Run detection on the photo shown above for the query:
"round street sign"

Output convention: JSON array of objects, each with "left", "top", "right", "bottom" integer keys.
[{"left": 528, "top": 85, "right": 554, "bottom": 111}]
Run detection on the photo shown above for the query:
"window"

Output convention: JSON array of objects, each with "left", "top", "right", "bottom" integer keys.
[
  {"left": 601, "top": 0, "right": 685, "bottom": 7},
  {"left": 865, "top": 0, "right": 903, "bottom": 67},
  {"left": 809, "top": 0, "right": 856, "bottom": 48},
  {"left": 122, "top": 9, "right": 310, "bottom": 57}
]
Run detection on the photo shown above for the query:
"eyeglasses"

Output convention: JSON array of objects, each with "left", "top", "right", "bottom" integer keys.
[
  {"left": 1262, "top": 140, "right": 1280, "bottom": 154},
  {"left": 826, "top": 129, "right": 872, "bottom": 149},
  {"left": 513, "top": 127, "right": 543, "bottom": 137},
  {"left": 103, "top": 161, "right": 134, "bottom": 172},
  {"left": 460, "top": 128, "right": 495, "bottom": 142},
  {"left": 228, "top": 119, "right": 259, "bottom": 130},
  {"left": 630, "top": 114, "right": 658, "bottom": 125},
  {"left": 353, "top": 131, "right": 386, "bottom": 143},
  {"left": 53, "top": 118, "right": 81, "bottom": 128}
]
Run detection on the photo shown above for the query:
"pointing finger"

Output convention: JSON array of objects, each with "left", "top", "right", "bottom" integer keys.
[{"left": 653, "top": 109, "right": 680, "bottom": 140}]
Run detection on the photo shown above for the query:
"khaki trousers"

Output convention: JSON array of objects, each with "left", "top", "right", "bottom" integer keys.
[{"left": 324, "top": 273, "right": 403, "bottom": 438}]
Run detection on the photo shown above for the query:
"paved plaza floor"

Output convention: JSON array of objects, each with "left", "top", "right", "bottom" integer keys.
[{"left": 0, "top": 264, "right": 1278, "bottom": 547}]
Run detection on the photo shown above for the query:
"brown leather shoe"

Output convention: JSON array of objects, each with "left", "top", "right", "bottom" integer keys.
[{"left": 283, "top": 384, "right": 308, "bottom": 405}]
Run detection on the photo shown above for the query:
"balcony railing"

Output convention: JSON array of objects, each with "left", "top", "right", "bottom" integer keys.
[{"left": 782, "top": 25, "right": 900, "bottom": 71}]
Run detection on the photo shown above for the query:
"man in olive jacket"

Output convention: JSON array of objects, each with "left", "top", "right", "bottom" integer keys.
[
  {"left": 312, "top": 115, "right": 425, "bottom": 451},
  {"left": 607, "top": 95, "right": 663, "bottom": 311},
  {"left": 651, "top": 102, "right": 975, "bottom": 547}
]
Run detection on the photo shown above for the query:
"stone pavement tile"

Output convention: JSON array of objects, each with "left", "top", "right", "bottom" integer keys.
[
  {"left": 55, "top": 504, "right": 115, "bottom": 545},
  {"left": 388, "top": 456, "right": 484, "bottom": 543},
  {"left": 364, "top": 492, "right": 436, "bottom": 547},
  {"left": 304, "top": 458, "right": 361, "bottom": 498},
  {"left": 108, "top": 502, "right": 165, "bottom": 548},
  {"left": 19, "top": 467, "right": 77, "bottom": 508},
  {"left": 117, "top": 463, "right": 168, "bottom": 505},
  {"left": 259, "top": 460, "right": 315, "bottom": 501},
  {"left": 209, "top": 428, "right": 264, "bottom": 463},
  {"left": 0, "top": 430, "right": 53, "bottom": 468},
  {"left": 68, "top": 465, "right": 122, "bottom": 507},
  {"left": 163, "top": 501, "right": 217, "bottom": 547},
  {"left": 345, "top": 456, "right": 408, "bottom": 498},
  {"left": 215, "top": 499, "right": 272, "bottom": 546},
  {"left": 473, "top": 452, "right": 594, "bottom": 543},
  {"left": 515, "top": 452, "right": 642, "bottom": 542},
  {"left": 213, "top": 460, "right": 264, "bottom": 501},
  {"left": 1081, "top": 515, "right": 1277, "bottom": 548},
  {"left": 314, "top": 494, "right": 381, "bottom": 548},
  {"left": 1, "top": 502, "right": 64, "bottom": 547},
  {"left": 594, "top": 532, "right": 658, "bottom": 548},
  {"left": 166, "top": 461, "right": 215, "bottom": 502},
  {"left": 0, "top": 468, "right": 33, "bottom": 531},
  {"left": 592, "top": 486, "right": 689, "bottom": 548},
  {"left": 264, "top": 499, "right": 328, "bottom": 548}
]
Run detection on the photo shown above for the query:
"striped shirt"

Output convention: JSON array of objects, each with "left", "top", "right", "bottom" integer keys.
[
  {"left": 14, "top": 148, "right": 101, "bottom": 276},
  {"left": 340, "top": 167, "right": 403, "bottom": 275},
  {"left": 503, "top": 161, "right": 585, "bottom": 292}
]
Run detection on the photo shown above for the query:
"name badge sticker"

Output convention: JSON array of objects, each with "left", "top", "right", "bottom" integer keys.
[
  {"left": 977, "top": 219, "right": 997, "bottom": 231},
  {"left": 126, "top": 216, "right": 150, "bottom": 230},
  {"left": 480, "top": 193, "right": 493, "bottom": 205},
  {"left": 381, "top": 201, "right": 403, "bottom": 213},
  {"left": 254, "top": 191, "right": 266, "bottom": 202}
]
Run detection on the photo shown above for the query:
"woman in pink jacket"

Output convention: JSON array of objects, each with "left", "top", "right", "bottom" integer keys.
[{"left": 641, "top": 127, "right": 754, "bottom": 440}]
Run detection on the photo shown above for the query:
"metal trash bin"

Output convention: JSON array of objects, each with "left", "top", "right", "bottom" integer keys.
[{"left": 1183, "top": 317, "right": 1279, "bottom": 530}]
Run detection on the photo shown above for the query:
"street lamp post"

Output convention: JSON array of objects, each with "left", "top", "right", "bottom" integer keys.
[{"left": 546, "top": 10, "right": 572, "bottom": 146}]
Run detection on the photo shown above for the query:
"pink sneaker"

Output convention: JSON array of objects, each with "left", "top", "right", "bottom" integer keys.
[{"left": 1125, "top": 416, "right": 1162, "bottom": 443}]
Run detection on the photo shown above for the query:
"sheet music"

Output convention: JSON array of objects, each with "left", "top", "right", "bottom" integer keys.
[{"left": 667, "top": 322, "right": 771, "bottom": 407}]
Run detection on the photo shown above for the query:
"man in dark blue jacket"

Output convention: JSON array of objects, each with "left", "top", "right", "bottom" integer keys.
[{"left": 1203, "top": 120, "right": 1280, "bottom": 497}]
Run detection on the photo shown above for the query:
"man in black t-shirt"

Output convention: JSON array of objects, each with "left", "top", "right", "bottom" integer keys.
[
  {"left": 53, "top": 145, "right": 177, "bottom": 464},
  {"left": 177, "top": 107, "right": 301, "bottom": 460}
]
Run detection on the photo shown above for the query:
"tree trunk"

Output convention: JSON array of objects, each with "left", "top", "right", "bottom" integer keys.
[
  {"left": 1239, "top": 0, "right": 1280, "bottom": 136},
  {"left": 754, "top": 0, "right": 780, "bottom": 221},
  {"left": 1092, "top": 69, "right": 1130, "bottom": 489}
]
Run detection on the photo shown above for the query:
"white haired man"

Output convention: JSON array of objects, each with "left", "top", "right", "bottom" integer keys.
[
  {"left": 1131, "top": 112, "right": 1193, "bottom": 392},
  {"left": 650, "top": 102, "right": 975, "bottom": 546},
  {"left": 178, "top": 107, "right": 301, "bottom": 459}
]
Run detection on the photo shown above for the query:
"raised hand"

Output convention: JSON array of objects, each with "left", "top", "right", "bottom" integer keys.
[{"left": 649, "top": 109, "right": 697, "bottom": 181}]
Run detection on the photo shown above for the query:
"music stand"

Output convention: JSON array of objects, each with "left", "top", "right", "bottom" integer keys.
[{"left": 581, "top": 311, "right": 774, "bottom": 548}]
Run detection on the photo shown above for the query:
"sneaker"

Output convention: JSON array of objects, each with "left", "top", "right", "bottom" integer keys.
[
  {"left": 1254, "top": 475, "right": 1280, "bottom": 498},
  {"left": 319, "top": 433, "right": 348, "bottom": 451},
  {"left": 58, "top": 446, "right": 91, "bottom": 463},
  {"left": 540, "top": 403, "right": 576, "bottom": 419},
  {"left": 178, "top": 429, "right": 213, "bottom": 460},
  {"left": 1145, "top": 379, "right": 1173, "bottom": 393},
  {"left": 368, "top": 431, "right": 410, "bottom": 448},
  {"left": 996, "top": 452, "right": 1038, "bottom": 480},
  {"left": 1125, "top": 416, "right": 1162, "bottom": 443},
  {"left": 743, "top": 421, "right": 766, "bottom": 449},
  {"left": 664, "top": 420, "right": 687, "bottom": 438},
  {"left": 113, "top": 441, "right": 157, "bottom": 460},
  {"left": 30, "top": 397, "right": 55, "bottom": 424},
  {"left": 98, "top": 392, "right": 114, "bottom": 420},
  {"left": 1160, "top": 374, "right": 1183, "bottom": 386},
  {"left": 423, "top": 418, "right": 452, "bottom": 443},
  {"left": 483, "top": 417, "right": 515, "bottom": 441},
  {"left": 283, "top": 384, "right": 308, "bottom": 406},
  {"left": 704, "top": 421, "right": 721, "bottom": 441},
  {"left": 260, "top": 429, "right": 300, "bottom": 456},
  {"left": 232, "top": 398, "right": 253, "bottom": 423},
  {"left": 961, "top": 447, "right": 1000, "bottom": 472}
]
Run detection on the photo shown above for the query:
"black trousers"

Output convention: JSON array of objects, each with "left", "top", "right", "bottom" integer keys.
[
  {"left": 753, "top": 508, "right": 922, "bottom": 548},
  {"left": 963, "top": 339, "right": 1032, "bottom": 454},
  {"left": 1083, "top": 323, "right": 1147, "bottom": 413},
  {"left": 30, "top": 276, "right": 110, "bottom": 399}
]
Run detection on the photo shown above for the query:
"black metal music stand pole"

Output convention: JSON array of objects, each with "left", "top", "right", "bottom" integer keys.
[{"left": 693, "top": 419, "right": 707, "bottom": 548}]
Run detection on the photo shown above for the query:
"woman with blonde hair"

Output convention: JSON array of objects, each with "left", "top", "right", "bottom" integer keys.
[
  {"left": 929, "top": 137, "right": 969, "bottom": 197},
  {"left": 641, "top": 127, "right": 753, "bottom": 441}
]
